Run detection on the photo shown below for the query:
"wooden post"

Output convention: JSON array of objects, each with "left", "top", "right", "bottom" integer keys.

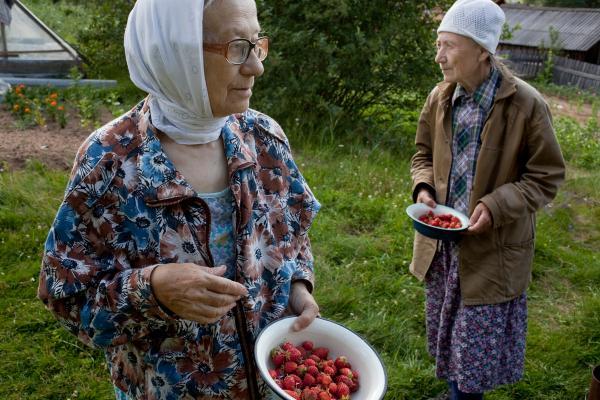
[{"left": 0, "top": 23, "right": 6, "bottom": 59}]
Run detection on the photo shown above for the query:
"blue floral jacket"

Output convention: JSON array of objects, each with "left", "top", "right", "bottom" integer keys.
[{"left": 38, "top": 99, "right": 320, "bottom": 399}]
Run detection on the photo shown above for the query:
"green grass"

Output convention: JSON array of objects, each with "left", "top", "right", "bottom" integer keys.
[{"left": 1, "top": 120, "right": 599, "bottom": 398}]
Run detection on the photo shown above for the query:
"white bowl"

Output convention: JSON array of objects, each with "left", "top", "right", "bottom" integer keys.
[
  {"left": 254, "top": 316, "right": 387, "bottom": 399},
  {"left": 406, "top": 203, "right": 470, "bottom": 241}
]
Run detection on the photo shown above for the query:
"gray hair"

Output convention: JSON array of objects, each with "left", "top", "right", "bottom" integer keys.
[{"left": 204, "top": 0, "right": 219, "bottom": 9}]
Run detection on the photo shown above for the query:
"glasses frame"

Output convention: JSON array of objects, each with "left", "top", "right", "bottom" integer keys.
[{"left": 203, "top": 36, "right": 269, "bottom": 65}]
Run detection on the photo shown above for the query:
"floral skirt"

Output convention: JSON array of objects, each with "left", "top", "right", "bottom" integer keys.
[{"left": 425, "top": 241, "right": 528, "bottom": 393}]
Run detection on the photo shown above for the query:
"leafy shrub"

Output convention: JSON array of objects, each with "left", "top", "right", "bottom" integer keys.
[
  {"left": 75, "top": 0, "right": 135, "bottom": 79},
  {"left": 253, "top": 0, "right": 450, "bottom": 133},
  {"left": 554, "top": 116, "right": 600, "bottom": 169}
]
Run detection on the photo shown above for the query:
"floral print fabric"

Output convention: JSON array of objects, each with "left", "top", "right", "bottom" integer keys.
[
  {"left": 426, "top": 243, "right": 527, "bottom": 393},
  {"left": 38, "top": 98, "right": 320, "bottom": 399}
]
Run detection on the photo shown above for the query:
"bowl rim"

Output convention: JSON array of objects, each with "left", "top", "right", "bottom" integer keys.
[
  {"left": 254, "top": 316, "right": 388, "bottom": 400},
  {"left": 406, "top": 203, "right": 470, "bottom": 232}
]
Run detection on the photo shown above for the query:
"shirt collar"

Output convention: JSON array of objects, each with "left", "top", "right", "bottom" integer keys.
[
  {"left": 135, "top": 100, "right": 257, "bottom": 206},
  {"left": 452, "top": 66, "right": 501, "bottom": 111}
]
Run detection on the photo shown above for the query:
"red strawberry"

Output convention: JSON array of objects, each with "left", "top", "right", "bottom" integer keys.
[
  {"left": 271, "top": 348, "right": 285, "bottom": 367},
  {"left": 305, "top": 358, "right": 317, "bottom": 367},
  {"left": 302, "top": 372, "right": 316, "bottom": 387},
  {"left": 284, "top": 361, "right": 298, "bottom": 374},
  {"left": 317, "top": 372, "right": 332, "bottom": 386},
  {"left": 288, "top": 347, "right": 303, "bottom": 363},
  {"left": 318, "top": 392, "right": 331, "bottom": 400},
  {"left": 335, "top": 374, "right": 353, "bottom": 388},
  {"left": 282, "top": 341, "right": 295, "bottom": 351},
  {"left": 307, "top": 365, "right": 319, "bottom": 377},
  {"left": 334, "top": 356, "right": 350, "bottom": 369},
  {"left": 327, "top": 382, "right": 338, "bottom": 395},
  {"left": 269, "top": 369, "right": 278, "bottom": 379},
  {"left": 301, "top": 340, "right": 314, "bottom": 351},
  {"left": 351, "top": 369, "right": 359, "bottom": 380},
  {"left": 323, "top": 365, "right": 336, "bottom": 376},
  {"left": 338, "top": 367, "right": 353, "bottom": 380},
  {"left": 301, "top": 388, "right": 318, "bottom": 400},
  {"left": 337, "top": 382, "right": 350, "bottom": 397},
  {"left": 312, "top": 347, "right": 329, "bottom": 360},
  {"left": 296, "top": 363, "right": 308, "bottom": 377},
  {"left": 309, "top": 354, "right": 321, "bottom": 363},
  {"left": 283, "top": 375, "right": 297, "bottom": 390}
]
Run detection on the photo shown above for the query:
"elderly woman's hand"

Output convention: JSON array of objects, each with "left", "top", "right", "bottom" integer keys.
[
  {"left": 151, "top": 263, "right": 248, "bottom": 324},
  {"left": 288, "top": 281, "right": 320, "bottom": 332},
  {"left": 417, "top": 188, "right": 437, "bottom": 208},
  {"left": 466, "top": 202, "right": 493, "bottom": 235}
]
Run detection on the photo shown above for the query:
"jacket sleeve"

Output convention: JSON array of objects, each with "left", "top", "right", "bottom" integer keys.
[
  {"left": 410, "top": 89, "right": 437, "bottom": 202},
  {"left": 479, "top": 96, "right": 566, "bottom": 228},
  {"left": 37, "top": 151, "right": 175, "bottom": 350}
]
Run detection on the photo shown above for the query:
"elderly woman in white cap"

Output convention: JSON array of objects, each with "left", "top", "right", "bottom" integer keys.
[
  {"left": 37, "top": 0, "right": 320, "bottom": 399},
  {"left": 410, "top": 0, "right": 565, "bottom": 399}
]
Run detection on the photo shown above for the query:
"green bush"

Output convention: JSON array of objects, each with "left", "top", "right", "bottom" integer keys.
[
  {"left": 253, "top": 0, "right": 450, "bottom": 132},
  {"left": 75, "top": 0, "right": 134, "bottom": 79},
  {"left": 554, "top": 116, "right": 600, "bottom": 169}
]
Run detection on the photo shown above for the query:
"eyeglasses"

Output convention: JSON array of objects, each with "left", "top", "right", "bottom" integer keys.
[{"left": 203, "top": 36, "right": 269, "bottom": 65}]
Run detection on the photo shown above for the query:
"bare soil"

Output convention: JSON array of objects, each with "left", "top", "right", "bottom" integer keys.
[
  {"left": 0, "top": 94, "right": 596, "bottom": 171},
  {"left": 0, "top": 108, "right": 114, "bottom": 171}
]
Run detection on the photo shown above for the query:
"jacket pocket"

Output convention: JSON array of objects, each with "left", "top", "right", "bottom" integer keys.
[{"left": 501, "top": 238, "right": 534, "bottom": 299}]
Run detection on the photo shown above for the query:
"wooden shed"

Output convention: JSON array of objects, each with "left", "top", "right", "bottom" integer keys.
[{"left": 499, "top": 4, "right": 600, "bottom": 65}]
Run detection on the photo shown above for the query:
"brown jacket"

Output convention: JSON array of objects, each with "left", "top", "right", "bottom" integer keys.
[{"left": 410, "top": 66, "right": 565, "bottom": 305}]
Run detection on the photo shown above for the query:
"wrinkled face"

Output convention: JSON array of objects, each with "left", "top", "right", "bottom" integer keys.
[
  {"left": 435, "top": 32, "right": 488, "bottom": 88},
  {"left": 203, "top": 0, "right": 264, "bottom": 117}
]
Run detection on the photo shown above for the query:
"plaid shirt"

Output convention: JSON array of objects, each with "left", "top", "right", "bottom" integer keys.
[{"left": 447, "top": 67, "right": 502, "bottom": 213}]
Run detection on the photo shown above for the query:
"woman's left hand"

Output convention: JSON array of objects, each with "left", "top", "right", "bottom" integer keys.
[
  {"left": 466, "top": 202, "right": 493, "bottom": 235},
  {"left": 288, "top": 281, "right": 320, "bottom": 332}
]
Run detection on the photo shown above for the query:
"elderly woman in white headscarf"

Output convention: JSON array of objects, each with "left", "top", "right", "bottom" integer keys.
[
  {"left": 37, "top": 0, "right": 320, "bottom": 399},
  {"left": 409, "top": 0, "right": 564, "bottom": 399}
]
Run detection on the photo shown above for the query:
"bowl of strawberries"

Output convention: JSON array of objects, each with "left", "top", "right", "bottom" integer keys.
[
  {"left": 406, "top": 203, "right": 470, "bottom": 241},
  {"left": 254, "top": 316, "right": 387, "bottom": 400}
]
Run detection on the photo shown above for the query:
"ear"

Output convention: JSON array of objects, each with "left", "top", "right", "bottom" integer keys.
[{"left": 478, "top": 48, "right": 490, "bottom": 63}]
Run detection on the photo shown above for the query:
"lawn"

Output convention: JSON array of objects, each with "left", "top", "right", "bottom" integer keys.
[
  {"left": 5, "top": 2, "right": 600, "bottom": 397},
  {"left": 0, "top": 113, "right": 599, "bottom": 399}
]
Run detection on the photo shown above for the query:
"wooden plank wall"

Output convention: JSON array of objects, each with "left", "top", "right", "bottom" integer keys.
[{"left": 497, "top": 49, "right": 600, "bottom": 93}]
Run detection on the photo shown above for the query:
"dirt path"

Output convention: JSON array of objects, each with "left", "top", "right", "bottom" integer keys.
[{"left": 0, "top": 94, "right": 595, "bottom": 172}]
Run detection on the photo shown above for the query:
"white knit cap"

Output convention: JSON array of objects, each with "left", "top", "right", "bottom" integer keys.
[{"left": 437, "top": 0, "right": 506, "bottom": 54}]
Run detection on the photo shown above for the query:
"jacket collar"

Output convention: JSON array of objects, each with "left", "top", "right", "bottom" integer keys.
[
  {"left": 135, "top": 97, "right": 258, "bottom": 206},
  {"left": 437, "top": 63, "right": 518, "bottom": 108}
]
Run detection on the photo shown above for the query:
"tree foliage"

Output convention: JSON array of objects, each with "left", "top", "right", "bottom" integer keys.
[
  {"left": 75, "top": 0, "right": 134, "bottom": 79},
  {"left": 59, "top": 0, "right": 451, "bottom": 133},
  {"left": 252, "top": 0, "right": 451, "bottom": 129}
]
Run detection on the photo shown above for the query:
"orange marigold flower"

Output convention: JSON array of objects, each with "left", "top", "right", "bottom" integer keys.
[
  {"left": 50, "top": 93, "right": 58, "bottom": 99},
  {"left": 57, "top": 105, "right": 65, "bottom": 111},
  {"left": 13, "top": 104, "right": 20, "bottom": 111},
  {"left": 24, "top": 107, "right": 31, "bottom": 113},
  {"left": 50, "top": 101, "right": 57, "bottom": 107}
]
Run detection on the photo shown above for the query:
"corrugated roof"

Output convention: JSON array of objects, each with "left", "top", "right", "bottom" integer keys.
[{"left": 500, "top": 4, "right": 600, "bottom": 52}]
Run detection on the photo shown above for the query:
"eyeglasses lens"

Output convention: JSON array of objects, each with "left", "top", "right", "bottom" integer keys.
[{"left": 226, "top": 38, "right": 269, "bottom": 64}]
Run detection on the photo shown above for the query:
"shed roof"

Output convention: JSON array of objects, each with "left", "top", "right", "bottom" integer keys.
[{"left": 500, "top": 4, "right": 600, "bottom": 52}]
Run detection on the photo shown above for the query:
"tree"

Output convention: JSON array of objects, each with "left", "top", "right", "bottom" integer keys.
[{"left": 252, "top": 0, "right": 452, "bottom": 130}]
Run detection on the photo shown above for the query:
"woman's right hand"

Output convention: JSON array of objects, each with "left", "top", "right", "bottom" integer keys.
[
  {"left": 416, "top": 188, "right": 437, "bottom": 208},
  {"left": 151, "top": 263, "right": 248, "bottom": 324}
]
